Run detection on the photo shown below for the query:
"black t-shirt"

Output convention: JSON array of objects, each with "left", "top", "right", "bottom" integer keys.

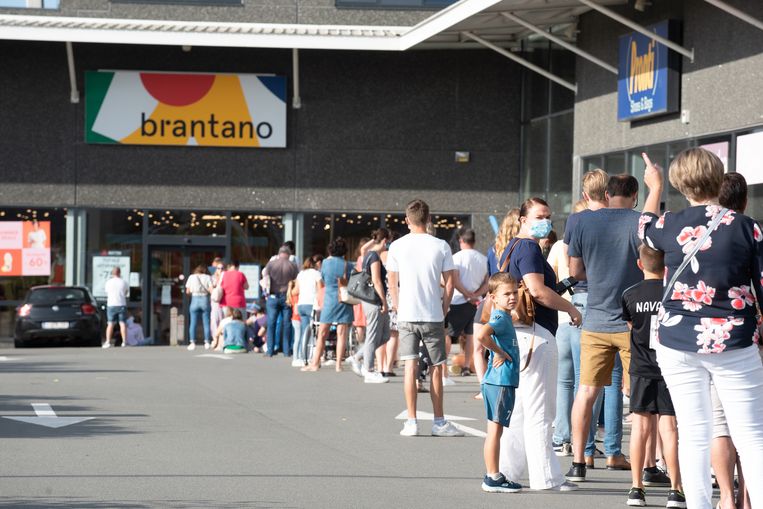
[
  {"left": 621, "top": 279, "right": 663, "bottom": 379},
  {"left": 363, "top": 251, "right": 387, "bottom": 294}
]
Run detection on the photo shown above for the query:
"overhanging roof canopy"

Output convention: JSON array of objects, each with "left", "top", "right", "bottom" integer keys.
[{"left": 0, "top": 0, "right": 625, "bottom": 51}]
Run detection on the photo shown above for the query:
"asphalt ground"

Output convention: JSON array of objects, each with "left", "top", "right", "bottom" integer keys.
[{"left": 0, "top": 346, "right": 718, "bottom": 508}]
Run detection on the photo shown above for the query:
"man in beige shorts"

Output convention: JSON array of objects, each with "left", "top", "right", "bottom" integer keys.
[{"left": 565, "top": 175, "right": 643, "bottom": 482}]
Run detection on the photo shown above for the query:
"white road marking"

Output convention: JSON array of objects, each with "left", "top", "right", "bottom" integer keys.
[
  {"left": 0, "top": 356, "right": 20, "bottom": 361},
  {"left": 395, "top": 410, "right": 476, "bottom": 421},
  {"left": 395, "top": 410, "right": 486, "bottom": 437},
  {"left": 2, "top": 403, "right": 93, "bottom": 429},
  {"left": 196, "top": 354, "right": 233, "bottom": 360}
]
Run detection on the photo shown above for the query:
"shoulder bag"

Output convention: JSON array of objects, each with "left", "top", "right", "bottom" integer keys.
[
  {"left": 347, "top": 254, "right": 382, "bottom": 305},
  {"left": 211, "top": 271, "right": 225, "bottom": 303},
  {"left": 480, "top": 239, "right": 535, "bottom": 327},
  {"left": 337, "top": 261, "right": 362, "bottom": 305}
]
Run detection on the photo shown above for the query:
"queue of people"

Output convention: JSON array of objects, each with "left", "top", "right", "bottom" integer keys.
[{"left": 169, "top": 147, "right": 763, "bottom": 508}]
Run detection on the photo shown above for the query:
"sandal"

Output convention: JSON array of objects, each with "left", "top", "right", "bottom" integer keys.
[
  {"left": 461, "top": 368, "right": 472, "bottom": 377},
  {"left": 473, "top": 392, "right": 483, "bottom": 400}
]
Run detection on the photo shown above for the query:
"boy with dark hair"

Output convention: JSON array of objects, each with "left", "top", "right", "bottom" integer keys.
[
  {"left": 475, "top": 272, "right": 521, "bottom": 492},
  {"left": 622, "top": 244, "right": 685, "bottom": 508}
]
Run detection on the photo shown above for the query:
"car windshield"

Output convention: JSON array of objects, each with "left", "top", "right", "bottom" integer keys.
[{"left": 27, "top": 288, "right": 88, "bottom": 305}]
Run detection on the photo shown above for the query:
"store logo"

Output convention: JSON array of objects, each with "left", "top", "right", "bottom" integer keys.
[
  {"left": 85, "top": 71, "right": 286, "bottom": 148},
  {"left": 627, "top": 39, "right": 656, "bottom": 96},
  {"left": 617, "top": 20, "right": 678, "bottom": 122}
]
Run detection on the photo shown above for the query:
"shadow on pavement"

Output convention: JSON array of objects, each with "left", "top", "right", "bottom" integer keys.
[
  {"left": 0, "top": 359, "right": 141, "bottom": 374},
  {"left": 0, "top": 498, "right": 296, "bottom": 508}
]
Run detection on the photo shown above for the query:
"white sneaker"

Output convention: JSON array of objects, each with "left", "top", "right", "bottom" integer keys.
[
  {"left": 204, "top": 342, "right": 211, "bottom": 350},
  {"left": 442, "top": 376, "right": 456, "bottom": 387},
  {"left": 348, "top": 356, "right": 362, "bottom": 377},
  {"left": 324, "top": 359, "right": 336, "bottom": 366},
  {"left": 101, "top": 342, "right": 111, "bottom": 349},
  {"left": 291, "top": 359, "right": 304, "bottom": 367},
  {"left": 364, "top": 372, "right": 389, "bottom": 384},
  {"left": 400, "top": 421, "right": 419, "bottom": 436},
  {"left": 431, "top": 421, "right": 464, "bottom": 437},
  {"left": 360, "top": 365, "right": 369, "bottom": 377},
  {"left": 550, "top": 481, "right": 579, "bottom": 491},
  {"left": 187, "top": 343, "right": 196, "bottom": 351}
]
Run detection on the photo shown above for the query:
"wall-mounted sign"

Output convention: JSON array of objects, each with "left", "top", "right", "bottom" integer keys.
[
  {"left": 85, "top": 71, "right": 286, "bottom": 148},
  {"left": 617, "top": 20, "right": 681, "bottom": 122},
  {"left": 0, "top": 221, "right": 51, "bottom": 276}
]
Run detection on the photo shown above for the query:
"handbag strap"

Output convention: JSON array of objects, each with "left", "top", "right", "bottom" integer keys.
[
  {"left": 660, "top": 208, "right": 728, "bottom": 306},
  {"left": 498, "top": 238, "right": 521, "bottom": 273}
]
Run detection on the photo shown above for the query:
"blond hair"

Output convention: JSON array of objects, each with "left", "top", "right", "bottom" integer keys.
[
  {"left": 582, "top": 169, "right": 608, "bottom": 202},
  {"left": 573, "top": 199, "right": 587, "bottom": 213},
  {"left": 487, "top": 272, "right": 517, "bottom": 294},
  {"left": 494, "top": 208, "right": 520, "bottom": 258},
  {"left": 669, "top": 148, "right": 723, "bottom": 202}
]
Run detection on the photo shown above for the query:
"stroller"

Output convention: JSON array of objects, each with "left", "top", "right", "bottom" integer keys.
[{"left": 302, "top": 308, "right": 358, "bottom": 365}]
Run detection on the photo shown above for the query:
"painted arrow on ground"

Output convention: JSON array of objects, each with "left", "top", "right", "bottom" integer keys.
[
  {"left": 2, "top": 403, "right": 93, "bottom": 428},
  {"left": 196, "top": 354, "right": 233, "bottom": 360},
  {"left": 395, "top": 410, "right": 486, "bottom": 437}
]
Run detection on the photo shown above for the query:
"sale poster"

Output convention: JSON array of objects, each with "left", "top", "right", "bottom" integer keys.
[{"left": 0, "top": 221, "right": 51, "bottom": 276}]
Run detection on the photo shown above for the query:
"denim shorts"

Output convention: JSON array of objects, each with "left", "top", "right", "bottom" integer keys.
[
  {"left": 107, "top": 305, "right": 127, "bottom": 324},
  {"left": 482, "top": 383, "right": 516, "bottom": 427}
]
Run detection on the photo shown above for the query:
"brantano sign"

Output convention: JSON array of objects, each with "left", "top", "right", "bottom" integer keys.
[{"left": 85, "top": 71, "right": 287, "bottom": 148}]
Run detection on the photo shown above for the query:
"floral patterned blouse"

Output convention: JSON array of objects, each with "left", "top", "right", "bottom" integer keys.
[{"left": 639, "top": 205, "right": 763, "bottom": 354}]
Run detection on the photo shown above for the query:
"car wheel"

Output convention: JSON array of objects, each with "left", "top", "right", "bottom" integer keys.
[
  {"left": 88, "top": 335, "right": 102, "bottom": 347},
  {"left": 14, "top": 338, "right": 27, "bottom": 348}
]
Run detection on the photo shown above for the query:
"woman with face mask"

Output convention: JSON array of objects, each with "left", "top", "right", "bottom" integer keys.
[{"left": 496, "top": 197, "right": 583, "bottom": 492}]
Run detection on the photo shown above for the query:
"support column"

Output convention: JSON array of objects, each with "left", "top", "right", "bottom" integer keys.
[{"left": 65, "top": 208, "right": 86, "bottom": 286}]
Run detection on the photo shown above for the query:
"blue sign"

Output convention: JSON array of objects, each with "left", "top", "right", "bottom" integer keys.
[{"left": 617, "top": 20, "right": 680, "bottom": 122}]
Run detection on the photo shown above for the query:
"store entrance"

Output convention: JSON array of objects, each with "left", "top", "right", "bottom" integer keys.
[{"left": 148, "top": 246, "right": 225, "bottom": 345}]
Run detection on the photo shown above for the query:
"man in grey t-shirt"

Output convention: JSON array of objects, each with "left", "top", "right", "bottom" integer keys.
[{"left": 565, "top": 175, "right": 642, "bottom": 482}]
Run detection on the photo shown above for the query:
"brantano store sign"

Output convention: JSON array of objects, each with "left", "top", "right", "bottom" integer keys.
[
  {"left": 85, "top": 71, "right": 287, "bottom": 148},
  {"left": 617, "top": 20, "right": 680, "bottom": 122}
]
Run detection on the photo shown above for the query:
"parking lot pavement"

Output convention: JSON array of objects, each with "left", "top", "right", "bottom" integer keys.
[{"left": 0, "top": 347, "right": 707, "bottom": 508}]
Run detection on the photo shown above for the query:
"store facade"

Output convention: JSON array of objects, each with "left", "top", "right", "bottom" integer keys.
[{"left": 572, "top": 0, "right": 763, "bottom": 216}]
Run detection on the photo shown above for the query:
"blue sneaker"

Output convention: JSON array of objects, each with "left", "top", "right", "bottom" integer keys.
[{"left": 481, "top": 474, "right": 522, "bottom": 493}]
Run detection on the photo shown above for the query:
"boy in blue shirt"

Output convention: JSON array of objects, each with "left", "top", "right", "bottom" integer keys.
[{"left": 475, "top": 272, "right": 521, "bottom": 493}]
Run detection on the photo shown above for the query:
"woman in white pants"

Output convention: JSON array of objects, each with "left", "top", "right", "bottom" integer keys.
[
  {"left": 497, "top": 197, "right": 582, "bottom": 490},
  {"left": 640, "top": 148, "right": 763, "bottom": 509}
]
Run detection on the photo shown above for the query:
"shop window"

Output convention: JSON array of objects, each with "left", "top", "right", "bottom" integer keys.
[
  {"left": 547, "top": 112, "right": 574, "bottom": 217},
  {"left": 86, "top": 209, "right": 143, "bottom": 308},
  {"left": 147, "top": 210, "right": 226, "bottom": 236},
  {"left": 522, "top": 118, "right": 549, "bottom": 199},
  {"left": 230, "top": 213, "right": 284, "bottom": 267},
  {"left": 0, "top": 207, "right": 67, "bottom": 337},
  {"left": 305, "top": 214, "right": 333, "bottom": 260},
  {"left": 333, "top": 213, "right": 382, "bottom": 265},
  {"left": 0, "top": 0, "right": 59, "bottom": 9}
]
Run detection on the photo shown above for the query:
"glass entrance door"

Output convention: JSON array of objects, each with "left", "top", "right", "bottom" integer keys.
[{"left": 148, "top": 246, "right": 224, "bottom": 345}]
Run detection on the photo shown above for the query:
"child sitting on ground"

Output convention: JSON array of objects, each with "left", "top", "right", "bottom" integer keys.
[
  {"left": 223, "top": 308, "right": 248, "bottom": 354},
  {"left": 622, "top": 244, "right": 685, "bottom": 508},
  {"left": 475, "top": 272, "right": 521, "bottom": 493}
]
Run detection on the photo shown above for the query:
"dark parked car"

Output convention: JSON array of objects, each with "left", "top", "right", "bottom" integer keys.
[{"left": 15, "top": 286, "right": 103, "bottom": 348}]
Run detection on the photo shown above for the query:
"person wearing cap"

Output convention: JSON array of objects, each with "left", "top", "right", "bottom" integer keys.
[{"left": 263, "top": 246, "right": 299, "bottom": 357}]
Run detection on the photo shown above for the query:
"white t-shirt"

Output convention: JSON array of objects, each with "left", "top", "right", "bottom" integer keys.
[
  {"left": 105, "top": 276, "right": 129, "bottom": 307},
  {"left": 185, "top": 273, "right": 212, "bottom": 296},
  {"left": 296, "top": 268, "right": 322, "bottom": 306},
  {"left": 386, "top": 233, "right": 455, "bottom": 323},
  {"left": 451, "top": 248, "right": 488, "bottom": 305}
]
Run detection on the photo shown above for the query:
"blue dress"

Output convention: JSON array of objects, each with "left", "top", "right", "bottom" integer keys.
[{"left": 320, "top": 256, "right": 354, "bottom": 324}]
